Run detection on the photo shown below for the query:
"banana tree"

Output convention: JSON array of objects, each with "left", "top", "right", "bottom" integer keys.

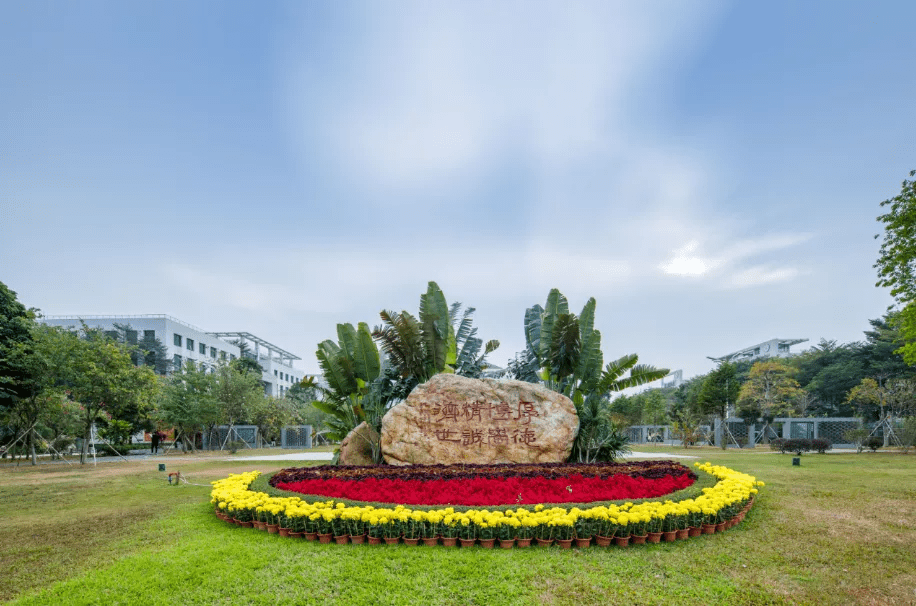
[
  {"left": 373, "top": 281, "right": 499, "bottom": 384},
  {"left": 509, "top": 288, "right": 669, "bottom": 461}
]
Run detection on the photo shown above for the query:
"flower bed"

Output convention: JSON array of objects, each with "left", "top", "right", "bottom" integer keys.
[
  {"left": 269, "top": 461, "right": 697, "bottom": 506},
  {"left": 210, "top": 462, "right": 762, "bottom": 547}
]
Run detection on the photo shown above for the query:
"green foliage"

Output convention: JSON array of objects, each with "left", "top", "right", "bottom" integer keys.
[
  {"left": 156, "top": 360, "right": 219, "bottom": 450},
  {"left": 213, "top": 360, "right": 266, "bottom": 428},
  {"left": 736, "top": 361, "right": 801, "bottom": 421},
  {"left": 509, "top": 288, "right": 668, "bottom": 462}
]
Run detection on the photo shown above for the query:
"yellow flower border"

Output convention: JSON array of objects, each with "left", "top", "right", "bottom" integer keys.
[{"left": 211, "top": 462, "right": 763, "bottom": 539}]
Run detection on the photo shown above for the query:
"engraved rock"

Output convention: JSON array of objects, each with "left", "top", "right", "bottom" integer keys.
[
  {"left": 338, "top": 421, "right": 379, "bottom": 466},
  {"left": 381, "top": 374, "right": 578, "bottom": 466}
]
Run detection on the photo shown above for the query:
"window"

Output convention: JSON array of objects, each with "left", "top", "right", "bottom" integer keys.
[
  {"left": 125, "top": 330, "right": 137, "bottom": 344},
  {"left": 144, "top": 330, "right": 155, "bottom": 340},
  {"left": 220, "top": 351, "right": 227, "bottom": 360},
  {"left": 210, "top": 347, "right": 217, "bottom": 358},
  {"left": 187, "top": 338, "right": 194, "bottom": 351},
  {"left": 173, "top": 354, "right": 182, "bottom": 367},
  {"left": 274, "top": 370, "right": 278, "bottom": 376},
  {"left": 230, "top": 354, "right": 237, "bottom": 360},
  {"left": 199, "top": 342, "right": 206, "bottom": 354},
  {"left": 174, "top": 334, "right": 182, "bottom": 347}
]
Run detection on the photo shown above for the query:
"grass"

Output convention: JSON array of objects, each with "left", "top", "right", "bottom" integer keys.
[{"left": 1, "top": 446, "right": 914, "bottom": 605}]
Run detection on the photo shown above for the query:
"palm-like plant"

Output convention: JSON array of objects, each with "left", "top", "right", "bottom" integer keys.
[
  {"left": 373, "top": 282, "right": 499, "bottom": 383},
  {"left": 508, "top": 288, "right": 669, "bottom": 462}
]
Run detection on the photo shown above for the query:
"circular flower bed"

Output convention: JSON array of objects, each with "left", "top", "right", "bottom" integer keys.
[
  {"left": 210, "top": 461, "right": 763, "bottom": 548},
  {"left": 269, "top": 460, "right": 698, "bottom": 506}
]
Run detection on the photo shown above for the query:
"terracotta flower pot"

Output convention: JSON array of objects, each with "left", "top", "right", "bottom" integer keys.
[
  {"left": 266, "top": 524, "right": 279, "bottom": 534},
  {"left": 663, "top": 531, "right": 677, "bottom": 542},
  {"left": 334, "top": 535, "right": 349, "bottom": 545},
  {"left": 254, "top": 521, "right": 266, "bottom": 531},
  {"left": 647, "top": 532, "right": 663, "bottom": 543},
  {"left": 614, "top": 535, "right": 630, "bottom": 547},
  {"left": 239, "top": 521, "right": 253, "bottom": 528},
  {"left": 499, "top": 538, "right": 515, "bottom": 549},
  {"left": 556, "top": 538, "right": 573, "bottom": 549},
  {"left": 278, "top": 527, "right": 291, "bottom": 537},
  {"left": 441, "top": 537, "right": 457, "bottom": 547},
  {"left": 289, "top": 532, "right": 303, "bottom": 539},
  {"left": 318, "top": 533, "right": 332, "bottom": 543},
  {"left": 383, "top": 536, "right": 400, "bottom": 545},
  {"left": 459, "top": 538, "right": 477, "bottom": 548},
  {"left": 631, "top": 534, "right": 648, "bottom": 545},
  {"left": 422, "top": 537, "right": 439, "bottom": 546},
  {"left": 368, "top": 536, "right": 382, "bottom": 545},
  {"left": 403, "top": 537, "right": 420, "bottom": 546},
  {"left": 688, "top": 527, "right": 701, "bottom": 538},
  {"left": 516, "top": 538, "right": 532, "bottom": 548},
  {"left": 304, "top": 532, "right": 318, "bottom": 541},
  {"left": 479, "top": 538, "right": 496, "bottom": 549},
  {"left": 594, "top": 535, "right": 612, "bottom": 547},
  {"left": 574, "top": 537, "right": 592, "bottom": 548},
  {"left": 535, "top": 538, "right": 553, "bottom": 547},
  {"left": 701, "top": 524, "right": 716, "bottom": 535},
  {"left": 350, "top": 534, "right": 366, "bottom": 545}
]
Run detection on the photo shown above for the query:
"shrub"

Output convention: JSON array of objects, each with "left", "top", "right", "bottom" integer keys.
[
  {"left": 810, "top": 438, "right": 832, "bottom": 453},
  {"left": 865, "top": 436, "right": 883, "bottom": 452}
]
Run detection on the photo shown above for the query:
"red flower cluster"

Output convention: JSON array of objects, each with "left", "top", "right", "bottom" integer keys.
[{"left": 273, "top": 463, "right": 696, "bottom": 506}]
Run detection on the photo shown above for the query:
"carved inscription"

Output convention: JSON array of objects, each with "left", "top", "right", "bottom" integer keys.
[{"left": 419, "top": 400, "right": 541, "bottom": 449}]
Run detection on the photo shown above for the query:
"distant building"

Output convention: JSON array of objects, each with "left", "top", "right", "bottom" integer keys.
[
  {"left": 660, "top": 370, "right": 684, "bottom": 388},
  {"left": 707, "top": 338, "right": 808, "bottom": 364},
  {"left": 40, "top": 314, "right": 302, "bottom": 398}
]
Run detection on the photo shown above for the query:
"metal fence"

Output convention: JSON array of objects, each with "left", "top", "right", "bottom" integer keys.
[
  {"left": 628, "top": 417, "right": 864, "bottom": 449},
  {"left": 281, "top": 425, "right": 313, "bottom": 449},
  {"left": 202, "top": 425, "right": 259, "bottom": 450}
]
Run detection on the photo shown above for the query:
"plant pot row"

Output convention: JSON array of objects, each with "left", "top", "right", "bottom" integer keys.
[{"left": 216, "top": 498, "right": 754, "bottom": 548}]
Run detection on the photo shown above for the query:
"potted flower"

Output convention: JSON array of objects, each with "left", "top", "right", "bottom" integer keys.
[
  {"left": 477, "top": 518, "right": 496, "bottom": 549},
  {"left": 440, "top": 514, "right": 459, "bottom": 547},
  {"left": 498, "top": 517, "right": 518, "bottom": 549},
  {"left": 515, "top": 517, "right": 535, "bottom": 547},
  {"left": 535, "top": 518, "right": 554, "bottom": 546},
  {"left": 646, "top": 511, "right": 664, "bottom": 543},
  {"left": 305, "top": 513, "right": 320, "bottom": 541},
  {"left": 552, "top": 515, "right": 574, "bottom": 549},
  {"left": 403, "top": 511, "right": 422, "bottom": 545},
  {"left": 421, "top": 511, "right": 439, "bottom": 546},
  {"left": 316, "top": 510, "right": 334, "bottom": 543},
  {"left": 458, "top": 515, "right": 476, "bottom": 547},
  {"left": 367, "top": 514, "right": 383, "bottom": 545},
  {"left": 331, "top": 513, "right": 349, "bottom": 544},
  {"left": 574, "top": 512, "right": 597, "bottom": 548},
  {"left": 382, "top": 515, "right": 401, "bottom": 544},
  {"left": 348, "top": 510, "right": 367, "bottom": 544}
]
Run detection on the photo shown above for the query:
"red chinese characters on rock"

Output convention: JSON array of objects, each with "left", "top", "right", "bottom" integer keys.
[{"left": 421, "top": 400, "right": 541, "bottom": 448}]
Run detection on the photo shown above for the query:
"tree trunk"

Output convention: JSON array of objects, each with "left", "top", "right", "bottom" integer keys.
[
  {"left": 29, "top": 431, "right": 37, "bottom": 466},
  {"left": 80, "top": 424, "right": 90, "bottom": 465},
  {"left": 720, "top": 413, "right": 727, "bottom": 450}
]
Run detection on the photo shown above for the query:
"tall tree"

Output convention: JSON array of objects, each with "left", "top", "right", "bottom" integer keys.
[
  {"left": 874, "top": 169, "right": 916, "bottom": 364},
  {"left": 0, "top": 281, "right": 35, "bottom": 407},
  {"left": 736, "top": 361, "right": 803, "bottom": 422},
  {"left": 156, "top": 360, "right": 218, "bottom": 452},
  {"left": 67, "top": 328, "right": 160, "bottom": 464},
  {"left": 696, "top": 362, "right": 739, "bottom": 449}
]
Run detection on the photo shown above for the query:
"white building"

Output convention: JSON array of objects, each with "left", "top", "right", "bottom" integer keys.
[
  {"left": 707, "top": 338, "right": 808, "bottom": 364},
  {"left": 40, "top": 314, "right": 302, "bottom": 397}
]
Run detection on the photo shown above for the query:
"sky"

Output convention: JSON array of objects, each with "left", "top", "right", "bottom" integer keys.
[{"left": 2, "top": 0, "right": 914, "bottom": 381}]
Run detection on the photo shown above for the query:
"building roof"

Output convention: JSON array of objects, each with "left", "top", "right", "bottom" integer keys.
[
  {"left": 707, "top": 338, "right": 808, "bottom": 363},
  {"left": 208, "top": 331, "right": 301, "bottom": 361}
]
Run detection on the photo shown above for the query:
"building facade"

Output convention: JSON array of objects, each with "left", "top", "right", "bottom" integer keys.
[
  {"left": 40, "top": 315, "right": 302, "bottom": 397},
  {"left": 707, "top": 338, "right": 808, "bottom": 364}
]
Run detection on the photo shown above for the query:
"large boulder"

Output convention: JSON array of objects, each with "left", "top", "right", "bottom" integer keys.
[
  {"left": 381, "top": 374, "right": 578, "bottom": 466},
  {"left": 338, "top": 421, "right": 380, "bottom": 466}
]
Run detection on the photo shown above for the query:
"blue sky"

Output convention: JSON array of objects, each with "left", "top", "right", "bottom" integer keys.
[{"left": 2, "top": 0, "right": 914, "bottom": 380}]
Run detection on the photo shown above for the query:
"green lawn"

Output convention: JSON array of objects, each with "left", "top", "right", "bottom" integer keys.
[{"left": 1, "top": 447, "right": 914, "bottom": 605}]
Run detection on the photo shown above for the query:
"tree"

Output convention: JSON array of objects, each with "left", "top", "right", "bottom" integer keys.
[
  {"left": 213, "top": 360, "right": 266, "bottom": 447},
  {"left": 156, "top": 360, "right": 218, "bottom": 452},
  {"left": 874, "top": 169, "right": 916, "bottom": 364},
  {"left": 0, "top": 281, "right": 35, "bottom": 407},
  {"left": 696, "top": 362, "right": 739, "bottom": 449},
  {"left": 66, "top": 328, "right": 160, "bottom": 464},
  {"left": 736, "top": 361, "right": 802, "bottom": 423},
  {"left": 508, "top": 288, "right": 668, "bottom": 462},
  {"left": 372, "top": 282, "right": 499, "bottom": 384}
]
